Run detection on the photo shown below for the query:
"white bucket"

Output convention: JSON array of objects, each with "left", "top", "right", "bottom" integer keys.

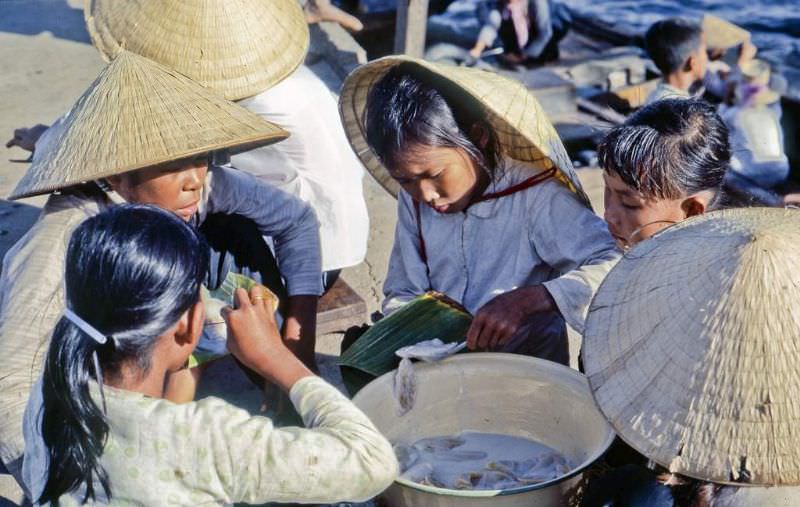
[{"left": 352, "top": 353, "right": 615, "bottom": 507}]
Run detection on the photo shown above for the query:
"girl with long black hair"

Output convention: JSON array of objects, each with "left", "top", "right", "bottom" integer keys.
[
  {"left": 340, "top": 57, "right": 619, "bottom": 364},
  {"left": 22, "top": 204, "right": 396, "bottom": 505}
]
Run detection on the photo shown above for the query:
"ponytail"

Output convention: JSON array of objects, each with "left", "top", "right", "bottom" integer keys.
[
  {"left": 35, "top": 204, "right": 209, "bottom": 504},
  {"left": 38, "top": 320, "right": 111, "bottom": 505}
]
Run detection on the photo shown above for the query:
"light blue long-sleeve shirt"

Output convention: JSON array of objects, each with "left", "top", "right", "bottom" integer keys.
[{"left": 382, "top": 158, "right": 620, "bottom": 339}]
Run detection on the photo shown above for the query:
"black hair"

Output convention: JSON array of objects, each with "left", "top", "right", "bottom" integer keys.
[
  {"left": 364, "top": 63, "right": 501, "bottom": 176},
  {"left": 598, "top": 98, "right": 730, "bottom": 202},
  {"left": 645, "top": 18, "right": 704, "bottom": 76},
  {"left": 38, "top": 204, "right": 209, "bottom": 505}
]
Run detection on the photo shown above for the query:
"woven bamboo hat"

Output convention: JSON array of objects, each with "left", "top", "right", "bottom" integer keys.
[
  {"left": 582, "top": 208, "right": 800, "bottom": 485},
  {"left": 339, "top": 56, "right": 589, "bottom": 205},
  {"left": 9, "top": 51, "right": 288, "bottom": 200},
  {"left": 84, "top": 0, "right": 309, "bottom": 101},
  {"left": 736, "top": 59, "right": 781, "bottom": 106},
  {"left": 702, "top": 14, "right": 750, "bottom": 51}
]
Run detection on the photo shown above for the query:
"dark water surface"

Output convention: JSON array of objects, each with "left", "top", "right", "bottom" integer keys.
[{"left": 560, "top": 0, "right": 800, "bottom": 97}]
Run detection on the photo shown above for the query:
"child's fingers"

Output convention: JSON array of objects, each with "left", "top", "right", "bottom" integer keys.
[
  {"left": 471, "top": 316, "right": 494, "bottom": 350},
  {"left": 248, "top": 285, "right": 270, "bottom": 308},
  {"left": 220, "top": 305, "right": 234, "bottom": 322},
  {"left": 232, "top": 287, "right": 252, "bottom": 309},
  {"left": 466, "top": 318, "right": 484, "bottom": 350},
  {"left": 486, "top": 325, "right": 505, "bottom": 350}
]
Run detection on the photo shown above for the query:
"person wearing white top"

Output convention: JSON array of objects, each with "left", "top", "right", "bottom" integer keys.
[{"left": 232, "top": 64, "right": 369, "bottom": 279}]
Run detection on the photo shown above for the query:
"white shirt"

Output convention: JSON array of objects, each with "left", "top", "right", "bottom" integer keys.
[
  {"left": 720, "top": 102, "right": 790, "bottom": 189},
  {"left": 23, "top": 377, "right": 397, "bottom": 505},
  {"left": 382, "top": 158, "right": 620, "bottom": 337},
  {"left": 232, "top": 65, "right": 370, "bottom": 271}
]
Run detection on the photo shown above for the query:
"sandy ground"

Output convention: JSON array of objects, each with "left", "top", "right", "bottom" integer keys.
[{"left": 0, "top": 1, "right": 605, "bottom": 503}]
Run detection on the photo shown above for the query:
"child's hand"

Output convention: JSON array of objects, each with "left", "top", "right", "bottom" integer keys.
[
  {"left": 5, "top": 124, "right": 48, "bottom": 152},
  {"left": 466, "top": 286, "right": 556, "bottom": 350},
  {"left": 223, "top": 287, "right": 313, "bottom": 390},
  {"left": 737, "top": 40, "right": 758, "bottom": 67}
]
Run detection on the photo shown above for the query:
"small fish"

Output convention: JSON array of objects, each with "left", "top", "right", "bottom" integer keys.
[{"left": 393, "top": 357, "right": 416, "bottom": 416}]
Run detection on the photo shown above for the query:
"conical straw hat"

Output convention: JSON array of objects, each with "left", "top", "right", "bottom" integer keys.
[
  {"left": 702, "top": 14, "right": 750, "bottom": 51},
  {"left": 338, "top": 56, "right": 589, "bottom": 205},
  {"left": 582, "top": 208, "right": 800, "bottom": 485},
  {"left": 9, "top": 51, "right": 288, "bottom": 200},
  {"left": 84, "top": 0, "right": 309, "bottom": 101}
]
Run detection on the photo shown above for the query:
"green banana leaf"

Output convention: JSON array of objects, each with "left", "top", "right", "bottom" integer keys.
[{"left": 338, "top": 292, "right": 472, "bottom": 394}]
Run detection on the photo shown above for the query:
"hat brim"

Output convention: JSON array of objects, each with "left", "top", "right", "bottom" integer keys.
[
  {"left": 9, "top": 130, "right": 288, "bottom": 201},
  {"left": 339, "top": 56, "right": 589, "bottom": 205},
  {"left": 9, "top": 51, "right": 291, "bottom": 200},
  {"left": 583, "top": 208, "right": 800, "bottom": 485},
  {"left": 84, "top": 0, "right": 310, "bottom": 101}
]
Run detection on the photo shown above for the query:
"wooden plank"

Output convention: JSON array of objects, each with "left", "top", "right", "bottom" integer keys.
[
  {"left": 500, "top": 68, "right": 577, "bottom": 116},
  {"left": 317, "top": 278, "right": 367, "bottom": 334},
  {"left": 393, "top": 0, "right": 429, "bottom": 58},
  {"left": 576, "top": 97, "right": 627, "bottom": 126}
]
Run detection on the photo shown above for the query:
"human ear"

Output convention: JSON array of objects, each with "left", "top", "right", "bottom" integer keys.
[
  {"left": 185, "top": 300, "right": 205, "bottom": 348},
  {"left": 173, "top": 301, "right": 204, "bottom": 352},
  {"left": 468, "top": 123, "right": 490, "bottom": 150},
  {"left": 683, "top": 55, "right": 695, "bottom": 73},
  {"left": 681, "top": 195, "right": 707, "bottom": 218}
]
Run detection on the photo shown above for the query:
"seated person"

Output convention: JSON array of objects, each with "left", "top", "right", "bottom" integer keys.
[
  {"left": 0, "top": 52, "right": 322, "bottom": 492},
  {"left": 644, "top": 17, "right": 758, "bottom": 105},
  {"left": 719, "top": 59, "right": 790, "bottom": 200},
  {"left": 600, "top": 98, "right": 731, "bottom": 249},
  {"left": 581, "top": 208, "right": 800, "bottom": 506},
  {"left": 644, "top": 18, "right": 709, "bottom": 104},
  {"left": 22, "top": 204, "right": 397, "bottom": 505},
  {"left": 340, "top": 57, "right": 619, "bottom": 364},
  {"left": 468, "top": 0, "right": 562, "bottom": 64},
  {"left": 11, "top": 0, "right": 369, "bottom": 292}
]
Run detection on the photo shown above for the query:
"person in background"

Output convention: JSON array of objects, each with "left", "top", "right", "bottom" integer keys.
[
  {"left": 468, "top": 0, "right": 562, "bottom": 65},
  {"left": 22, "top": 204, "right": 397, "bottom": 505},
  {"left": 644, "top": 18, "right": 709, "bottom": 104},
  {"left": 643, "top": 17, "right": 759, "bottom": 106},
  {"left": 719, "top": 59, "right": 790, "bottom": 204},
  {"left": 601, "top": 98, "right": 731, "bottom": 249}
]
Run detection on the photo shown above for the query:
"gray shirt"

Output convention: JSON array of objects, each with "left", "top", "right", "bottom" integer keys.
[{"left": 383, "top": 158, "right": 620, "bottom": 337}]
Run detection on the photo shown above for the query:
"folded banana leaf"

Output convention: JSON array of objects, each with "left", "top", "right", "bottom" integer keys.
[{"left": 338, "top": 292, "right": 472, "bottom": 394}]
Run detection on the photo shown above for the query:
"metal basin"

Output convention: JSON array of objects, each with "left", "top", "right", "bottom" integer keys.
[{"left": 352, "top": 353, "right": 614, "bottom": 507}]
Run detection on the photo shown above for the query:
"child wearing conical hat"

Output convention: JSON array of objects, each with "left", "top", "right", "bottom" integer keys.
[
  {"left": 581, "top": 208, "right": 800, "bottom": 505},
  {"left": 601, "top": 98, "right": 732, "bottom": 250},
  {"left": 9, "top": 0, "right": 370, "bottom": 328},
  {"left": 340, "top": 57, "right": 620, "bottom": 364},
  {"left": 0, "top": 51, "right": 324, "bottom": 492},
  {"left": 82, "top": 0, "right": 370, "bottom": 296}
]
